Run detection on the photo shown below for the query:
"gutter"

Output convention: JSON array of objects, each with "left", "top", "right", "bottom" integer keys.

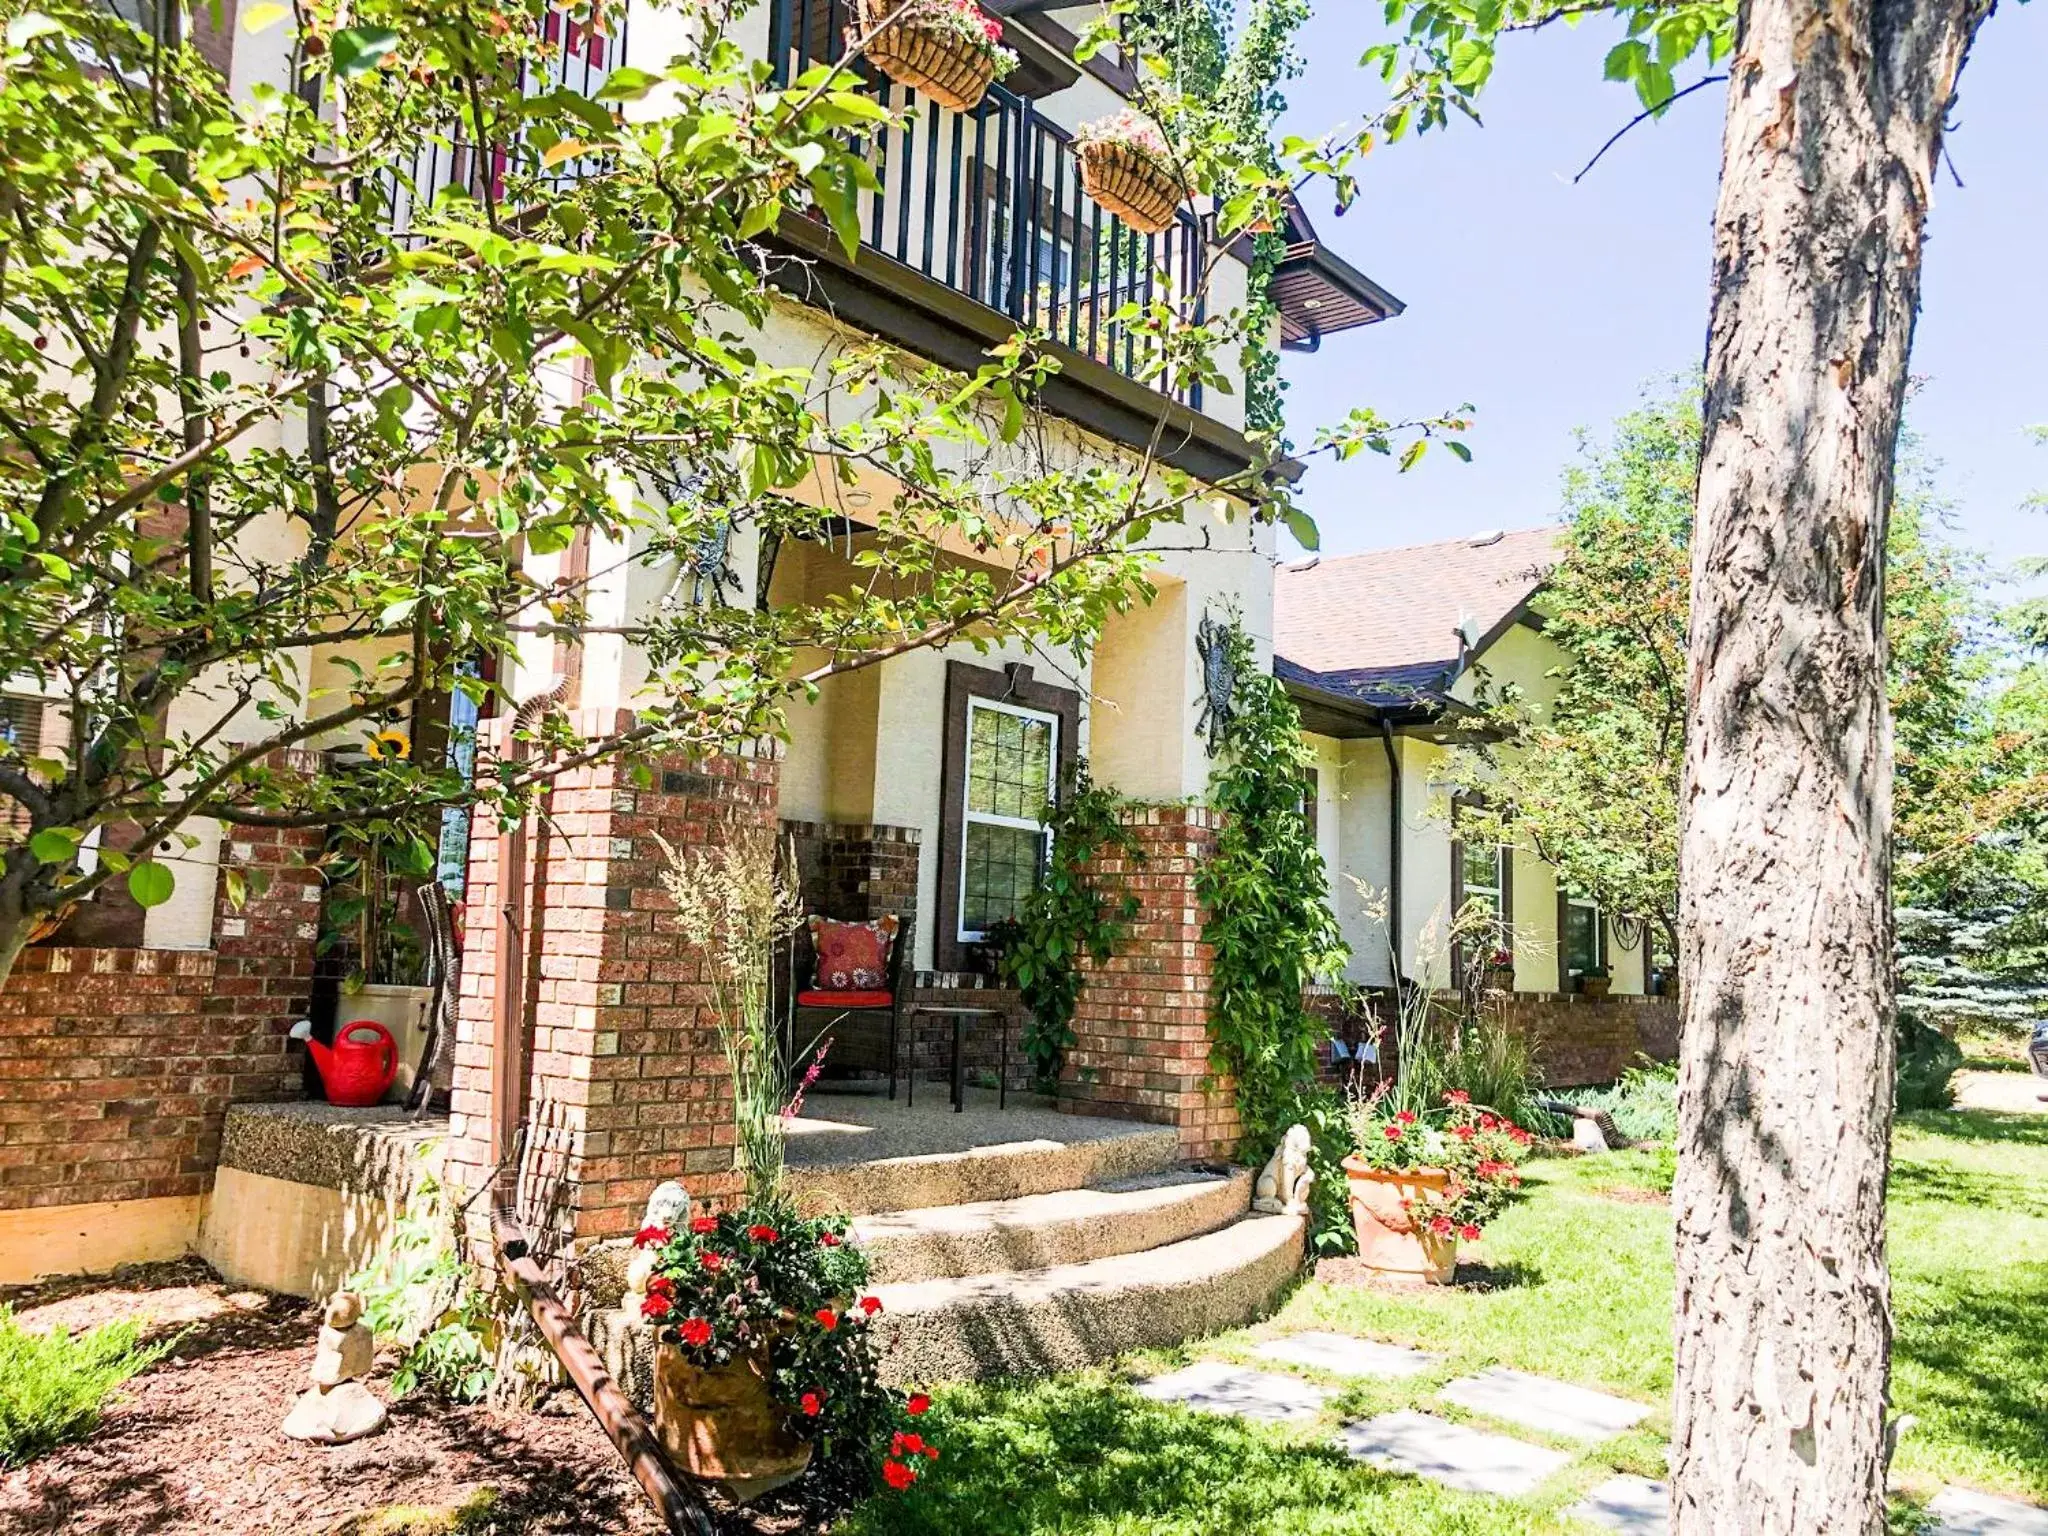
[{"left": 1380, "top": 719, "right": 1403, "bottom": 986}]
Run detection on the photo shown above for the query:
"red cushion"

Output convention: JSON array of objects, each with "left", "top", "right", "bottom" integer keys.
[
  {"left": 807, "top": 914, "right": 899, "bottom": 992},
  {"left": 797, "top": 989, "right": 894, "bottom": 1009}
]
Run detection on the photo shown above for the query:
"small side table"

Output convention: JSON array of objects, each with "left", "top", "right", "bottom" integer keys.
[{"left": 904, "top": 1004, "right": 1009, "bottom": 1112}]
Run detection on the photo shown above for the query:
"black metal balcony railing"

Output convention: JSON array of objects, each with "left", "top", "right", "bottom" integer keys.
[
  {"left": 377, "top": 8, "right": 627, "bottom": 244},
  {"left": 770, "top": 0, "right": 1206, "bottom": 410}
]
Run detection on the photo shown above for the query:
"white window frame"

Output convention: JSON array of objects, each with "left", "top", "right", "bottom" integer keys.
[
  {"left": 1565, "top": 894, "right": 1607, "bottom": 974},
  {"left": 1462, "top": 841, "right": 1505, "bottom": 919},
  {"left": 957, "top": 695, "right": 1060, "bottom": 944}
]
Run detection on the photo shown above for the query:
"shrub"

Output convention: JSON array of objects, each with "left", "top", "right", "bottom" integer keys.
[
  {"left": 1896, "top": 1015, "right": 1964, "bottom": 1111},
  {"left": 1541, "top": 1058, "right": 1679, "bottom": 1144},
  {"left": 0, "top": 1307, "right": 170, "bottom": 1468}
]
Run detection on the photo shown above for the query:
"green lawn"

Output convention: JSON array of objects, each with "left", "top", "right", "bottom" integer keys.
[{"left": 843, "top": 1110, "right": 2048, "bottom": 1536}]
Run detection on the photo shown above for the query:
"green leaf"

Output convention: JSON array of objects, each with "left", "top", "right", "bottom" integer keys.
[
  {"left": 1446, "top": 440, "right": 1473, "bottom": 463},
  {"left": 1399, "top": 438, "right": 1428, "bottom": 471},
  {"left": 128, "top": 861, "right": 176, "bottom": 909},
  {"left": 1283, "top": 509, "right": 1321, "bottom": 552},
  {"left": 223, "top": 867, "right": 249, "bottom": 911},
  {"left": 29, "top": 826, "right": 81, "bottom": 864},
  {"left": 329, "top": 25, "right": 399, "bottom": 79}
]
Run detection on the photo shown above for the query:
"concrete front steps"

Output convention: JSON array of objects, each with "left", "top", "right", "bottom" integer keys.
[{"left": 590, "top": 1103, "right": 1303, "bottom": 1394}]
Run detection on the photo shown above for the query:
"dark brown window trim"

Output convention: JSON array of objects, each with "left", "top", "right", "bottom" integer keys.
[
  {"left": 1449, "top": 795, "right": 1512, "bottom": 982},
  {"left": 934, "top": 660, "right": 1081, "bottom": 974}
]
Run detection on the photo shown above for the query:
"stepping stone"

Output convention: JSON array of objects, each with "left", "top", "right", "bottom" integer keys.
[
  {"left": 1926, "top": 1489, "right": 2048, "bottom": 1536},
  {"left": 1253, "top": 1331, "right": 1440, "bottom": 1379},
  {"left": 1439, "top": 1367, "right": 1651, "bottom": 1442},
  {"left": 1335, "top": 1409, "right": 1573, "bottom": 1496},
  {"left": 1568, "top": 1475, "right": 1669, "bottom": 1534},
  {"left": 1135, "top": 1361, "right": 1334, "bottom": 1423}
]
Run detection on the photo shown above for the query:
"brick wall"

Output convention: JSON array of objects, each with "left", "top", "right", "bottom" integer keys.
[
  {"left": 781, "top": 821, "right": 920, "bottom": 1080},
  {"left": 1062, "top": 806, "right": 1239, "bottom": 1160},
  {"left": 0, "top": 822, "right": 322, "bottom": 1212},
  {"left": 1322, "top": 987, "right": 1681, "bottom": 1092},
  {"left": 443, "top": 716, "right": 780, "bottom": 1244}
]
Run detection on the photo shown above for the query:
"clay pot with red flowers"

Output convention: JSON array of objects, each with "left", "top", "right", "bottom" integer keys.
[
  {"left": 1341, "top": 1091, "right": 1533, "bottom": 1284},
  {"left": 633, "top": 1208, "right": 938, "bottom": 1500}
]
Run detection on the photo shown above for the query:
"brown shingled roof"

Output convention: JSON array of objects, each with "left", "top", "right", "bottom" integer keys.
[{"left": 1275, "top": 526, "right": 1562, "bottom": 685}]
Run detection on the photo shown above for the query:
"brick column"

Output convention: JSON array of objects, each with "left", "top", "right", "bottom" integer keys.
[
  {"left": 1061, "top": 805, "right": 1239, "bottom": 1161},
  {"left": 443, "top": 714, "right": 779, "bottom": 1245}
]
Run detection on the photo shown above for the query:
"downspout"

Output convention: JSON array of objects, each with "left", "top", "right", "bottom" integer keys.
[{"left": 1379, "top": 720, "right": 1402, "bottom": 986}]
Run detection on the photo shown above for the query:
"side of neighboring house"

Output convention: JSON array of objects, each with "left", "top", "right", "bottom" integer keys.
[{"left": 1276, "top": 527, "right": 1667, "bottom": 1002}]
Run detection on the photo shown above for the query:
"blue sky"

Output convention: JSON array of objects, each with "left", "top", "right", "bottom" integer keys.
[{"left": 1273, "top": 5, "right": 2048, "bottom": 577}]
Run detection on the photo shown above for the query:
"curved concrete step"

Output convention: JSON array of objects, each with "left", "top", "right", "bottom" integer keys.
[
  {"left": 854, "top": 1166, "right": 1253, "bottom": 1285},
  {"left": 787, "top": 1120, "right": 1180, "bottom": 1218},
  {"left": 869, "top": 1212, "right": 1306, "bottom": 1384}
]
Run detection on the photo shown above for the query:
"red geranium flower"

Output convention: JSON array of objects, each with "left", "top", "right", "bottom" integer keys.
[
  {"left": 1395, "top": 1109, "right": 1418, "bottom": 1125},
  {"left": 860, "top": 1296, "right": 883, "bottom": 1317},
  {"left": 900, "top": 1433, "right": 926, "bottom": 1455},
  {"left": 1460, "top": 1223, "right": 1481, "bottom": 1242},
  {"left": 646, "top": 1274, "right": 675, "bottom": 1297},
  {"left": 820, "top": 1231, "right": 842, "bottom": 1247},
  {"left": 640, "top": 1293, "right": 671, "bottom": 1321},
  {"left": 1382, "top": 1124, "right": 1403, "bottom": 1142},
  {"left": 882, "top": 1458, "right": 918, "bottom": 1491},
  {"left": 814, "top": 1308, "right": 839, "bottom": 1331},
  {"left": 906, "top": 1393, "right": 931, "bottom": 1416},
  {"left": 634, "top": 1224, "right": 670, "bottom": 1248},
  {"left": 800, "top": 1392, "right": 824, "bottom": 1416},
  {"left": 923, "top": 1445, "right": 940, "bottom": 1462},
  {"left": 747, "top": 1224, "right": 780, "bottom": 1243},
  {"left": 680, "top": 1317, "right": 713, "bottom": 1347},
  {"left": 690, "top": 1215, "right": 718, "bottom": 1235},
  {"left": 1452, "top": 1125, "right": 1476, "bottom": 1141},
  {"left": 1478, "top": 1113, "right": 1500, "bottom": 1131},
  {"left": 1430, "top": 1215, "right": 1454, "bottom": 1237},
  {"left": 1445, "top": 1090, "right": 1471, "bottom": 1105}
]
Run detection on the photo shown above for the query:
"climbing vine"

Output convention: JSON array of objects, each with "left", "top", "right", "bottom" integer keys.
[
  {"left": 992, "top": 762, "right": 1141, "bottom": 1085},
  {"left": 1195, "top": 615, "right": 1354, "bottom": 1249}
]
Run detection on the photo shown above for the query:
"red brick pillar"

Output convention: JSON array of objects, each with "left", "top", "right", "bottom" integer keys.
[
  {"left": 443, "top": 713, "right": 779, "bottom": 1244},
  {"left": 1062, "top": 806, "right": 1240, "bottom": 1161}
]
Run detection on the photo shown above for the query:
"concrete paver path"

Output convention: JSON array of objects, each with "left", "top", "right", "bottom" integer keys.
[
  {"left": 1926, "top": 1489, "right": 2048, "bottom": 1536},
  {"left": 1135, "top": 1361, "right": 1334, "bottom": 1423},
  {"left": 1567, "top": 1475, "right": 1670, "bottom": 1534},
  {"left": 1252, "top": 1331, "right": 1440, "bottom": 1379},
  {"left": 1335, "top": 1409, "right": 1574, "bottom": 1496},
  {"left": 1438, "top": 1367, "right": 1652, "bottom": 1442}
]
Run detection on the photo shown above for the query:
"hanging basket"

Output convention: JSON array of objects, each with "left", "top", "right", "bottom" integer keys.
[
  {"left": 1077, "top": 138, "right": 1185, "bottom": 236},
  {"left": 858, "top": 0, "right": 999, "bottom": 113}
]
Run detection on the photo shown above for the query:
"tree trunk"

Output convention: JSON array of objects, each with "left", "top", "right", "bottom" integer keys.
[{"left": 1674, "top": 4, "right": 1991, "bottom": 1533}]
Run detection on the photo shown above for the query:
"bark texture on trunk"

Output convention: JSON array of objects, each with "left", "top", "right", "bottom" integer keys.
[{"left": 1674, "top": 3, "right": 1992, "bottom": 1532}]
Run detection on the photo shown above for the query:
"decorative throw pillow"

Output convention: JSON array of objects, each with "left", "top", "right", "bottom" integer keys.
[{"left": 808, "top": 914, "right": 901, "bottom": 992}]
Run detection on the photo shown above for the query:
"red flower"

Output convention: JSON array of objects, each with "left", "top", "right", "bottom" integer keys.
[
  {"left": 1381, "top": 1124, "right": 1403, "bottom": 1142},
  {"left": 1445, "top": 1090, "right": 1471, "bottom": 1105},
  {"left": 906, "top": 1393, "right": 932, "bottom": 1416},
  {"left": 747, "top": 1224, "right": 780, "bottom": 1243},
  {"left": 640, "top": 1293, "right": 671, "bottom": 1321},
  {"left": 680, "top": 1317, "right": 713, "bottom": 1347},
  {"left": 820, "top": 1231, "right": 842, "bottom": 1247},
  {"left": 1510, "top": 1126, "right": 1532, "bottom": 1145},
  {"left": 923, "top": 1445, "right": 941, "bottom": 1463},
  {"left": 860, "top": 1296, "right": 883, "bottom": 1317},
  {"left": 634, "top": 1224, "right": 671, "bottom": 1248},
  {"left": 1478, "top": 1113, "right": 1500, "bottom": 1131},
  {"left": 1452, "top": 1125, "right": 1476, "bottom": 1141},
  {"left": 800, "top": 1392, "right": 824, "bottom": 1416},
  {"left": 1460, "top": 1223, "right": 1482, "bottom": 1242},
  {"left": 1430, "top": 1215, "right": 1454, "bottom": 1237},
  {"left": 690, "top": 1215, "right": 718, "bottom": 1235},
  {"left": 882, "top": 1458, "right": 918, "bottom": 1491},
  {"left": 646, "top": 1274, "right": 675, "bottom": 1297},
  {"left": 900, "top": 1433, "right": 926, "bottom": 1455},
  {"left": 1395, "top": 1109, "right": 1418, "bottom": 1125},
  {"left": 814, "top": 1308, "right": 839, "bottom": 1332},
  {"left": 700, "top": 1250, "right": 723, "bottom": 1273}
]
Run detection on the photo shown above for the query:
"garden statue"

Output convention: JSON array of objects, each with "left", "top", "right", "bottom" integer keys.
[
  {"left": 281, "top": 1290, "right": 387, "bottom": 1444},
  {"left": 1252, "top": 1124, "right": 1315, "bottom": 1215},
  {"left": 624, "top": 1180, "right": 692, "bottom": 1316}
]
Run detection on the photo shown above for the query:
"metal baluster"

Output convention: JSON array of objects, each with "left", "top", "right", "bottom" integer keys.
[
  {"left": 1189, "top": 218, "right": 1205, "bottom": 413},
  {"left": 989, "top": 100, "right": 1011, "bottom": 312},
  {"left": 1065, "top": 142, "right": 1083, "bottom": 351},
  {"left": 769, "top": 0, "right": 792, "bottom": 85},
  {"left": 895, "top": 93, "right": 915, "bottom": 264},
  {"left": 796, "top": 0, "right": 813, "bottom": 76},
  {"left": 1023, "top": 121, "right": 1043, "bottom": 326},
  {"left": 870, "top": 79, "right": 890, "bottom": 250},
  {"left": 945, "top": 111, "right": 964, "bottom": 289},
  {"left": 968, "top": 104, "right": 989, "bottom": 305},
  {"left": 1142, "top": 230, "right": 1157, "bottom": 388},
  {"left": 921, "top": 99, "right": 940, "bottom": 277},
  {"left": 1085, "top": 199, "right": 1102, "bottom": 362},
  {"left": 1005, "top": 102, "right": 1031, "bottom": 319},
  {"left": 1047, "top": 136, "right": 1066, "bottom": 342}
]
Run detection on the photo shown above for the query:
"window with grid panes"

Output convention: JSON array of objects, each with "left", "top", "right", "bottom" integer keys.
[{"left": 958, "top": 698, "right": 1058, "bottom": 941}]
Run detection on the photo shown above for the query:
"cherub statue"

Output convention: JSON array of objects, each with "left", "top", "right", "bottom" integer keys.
[{"left": 1252, "top": 1123, "right": 1315, "bottom": 1215}]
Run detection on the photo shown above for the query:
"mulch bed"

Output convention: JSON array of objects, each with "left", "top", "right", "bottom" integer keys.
[{"left": 0, "top": 1262, "right": 838, "bottom": 1536}]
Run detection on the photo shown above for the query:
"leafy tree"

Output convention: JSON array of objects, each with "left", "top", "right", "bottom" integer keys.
[
  {"left": 1319, "top": 1, "right": 2009, "bottom": 1522},
  {"left": 0, "top": 0, "right": 1462, "bottom": 981}
]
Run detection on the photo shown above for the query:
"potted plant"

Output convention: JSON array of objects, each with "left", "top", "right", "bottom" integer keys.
[
  {"left": 1577, "top": 965, "right": 1612, "bottom": 999},
  {"left": 857, "top": 0, "right": 1018, "bottom": 113},
  {"left": 648, "top": 834, "right": 939, "bottom": 1499},
  {"left": 1484, "top": 946, "right": 1515, "bottom": 995},
  {"left": 1074, "top": 109, "right": 1188, "bottom": 236},
  {"left": 1340, "top": 1089, "right": 1531, "bottom": 1283}
]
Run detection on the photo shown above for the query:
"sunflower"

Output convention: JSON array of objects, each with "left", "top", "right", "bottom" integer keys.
[{"left": 365, "top": 729, "right": 411, "bottom": 762}]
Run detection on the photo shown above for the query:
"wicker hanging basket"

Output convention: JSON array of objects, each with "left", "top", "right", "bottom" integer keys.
[
  {"left": 1077, "top": 138, "right": 1186, "bottom": 236},
  {"left": 858, "top": 0, "right": 999, "bottom": 113}
]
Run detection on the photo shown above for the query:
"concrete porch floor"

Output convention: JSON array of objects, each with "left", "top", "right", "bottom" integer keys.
[{"left": 785, "top": 1086, "right": 1157, "bottom": 1168}]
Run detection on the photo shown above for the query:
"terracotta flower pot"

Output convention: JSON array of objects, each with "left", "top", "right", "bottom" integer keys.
[
  {"left": 859, "top": 0, "right": 999, "bottom": 112},
  {"left": 1484, "top": 965, "right": 1515, "bottom": 994},
  {"left": 1078, "top": 138, "right": 1185, "bottom": 236},
  {"left": 1580, "top": 975, "right": 1612, "bottom": 999},
  {"left": 653, "top": 1341, "right": 812, "bottom": 1500},
  {"left": 1340, "top": 1157, "right": 1459, "bottom": 1284}
]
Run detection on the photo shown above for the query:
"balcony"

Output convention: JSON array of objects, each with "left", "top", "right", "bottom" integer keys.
[{"left": 768, "top": 0, "right": 1221, "bottom": 431}]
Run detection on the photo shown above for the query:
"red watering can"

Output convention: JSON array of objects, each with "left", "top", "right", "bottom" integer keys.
[{"left": 307, "top": 1020, "right": 398, "bottom": 1107}]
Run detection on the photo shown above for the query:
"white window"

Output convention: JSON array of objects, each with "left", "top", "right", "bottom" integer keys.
[
  {"left": 1565, "top": 894, "right": 1607, "bottom": 975},
  {"left": 958, "top": 697, "right": 1058, "bottom": 942},
  {"left": 1460, "top": 841, "right": 1505, "bottom": 924}
]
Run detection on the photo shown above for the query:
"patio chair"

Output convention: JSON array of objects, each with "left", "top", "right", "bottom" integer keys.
[{"left": 785, "top": 911, "right": 915, "bottom": 1100}]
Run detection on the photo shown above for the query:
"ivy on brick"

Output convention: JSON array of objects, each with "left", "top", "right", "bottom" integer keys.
[
  {"left": 1195, "top": 616, "right": 1354, "bottom": 1250},
  {"left": 991, "top": 761, "right": 1140, "bottom": 1086}
]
